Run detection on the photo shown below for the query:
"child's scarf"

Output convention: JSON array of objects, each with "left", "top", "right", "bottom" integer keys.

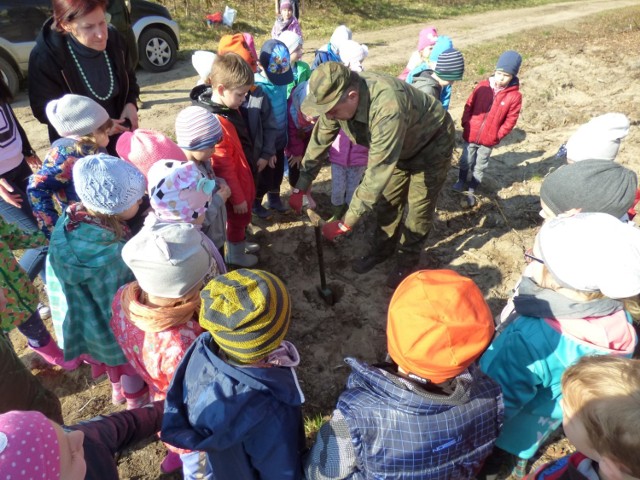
[
  {"left": 65, "top": 203, "right": 131, "bottom": 238},
  {"left": 273, "top": 15, "right": 293, "bottom": 37},
  {"left": 120, "top": 281, "right": 200, "bottom": 333}
]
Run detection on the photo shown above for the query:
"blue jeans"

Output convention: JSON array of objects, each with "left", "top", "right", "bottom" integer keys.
[{"left": 0, "top": 160, "right": 47, "bottom": 282}]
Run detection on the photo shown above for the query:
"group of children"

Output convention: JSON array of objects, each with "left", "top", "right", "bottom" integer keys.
[{"left": 0, "top": 18, "right": 639, "bottom": 480}]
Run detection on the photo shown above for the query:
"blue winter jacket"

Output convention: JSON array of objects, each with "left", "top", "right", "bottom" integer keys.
[
  {"left": 161, "top": 333, "right": 305, "bottom": 480},
  {"left": 336, "top": 358, "right": 503, "bottom": 479},
  {"left": 255, "top": 72, "right": 288, "bottom": 150}
]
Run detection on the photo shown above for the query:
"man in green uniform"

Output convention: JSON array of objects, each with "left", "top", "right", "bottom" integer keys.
[{"left": 289, "top": 62, "right": 456, "bottom": 288}]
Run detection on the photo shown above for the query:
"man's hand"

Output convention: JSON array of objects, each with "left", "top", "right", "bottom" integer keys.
[
  {"left": 289, "top": 188, "right": 316, "bottom": 214},
  {"left": 322, "top": 221, "right": 351, "bottom": 241},
  {"left": 233, "top": 201, "right": 248, "bottom": 214},
  {"left": 0, "top": 178, "right": 22, "bottom": 208}
]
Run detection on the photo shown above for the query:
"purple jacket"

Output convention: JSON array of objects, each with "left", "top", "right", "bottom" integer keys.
[{"left": 329, "top": 130, "right": 369, "bottom": 167}]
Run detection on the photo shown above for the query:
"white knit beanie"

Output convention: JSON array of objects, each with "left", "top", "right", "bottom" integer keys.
[
  {"left": 192, "top": 50, "right": 217, "bottom": 84},
  {"left": 73, "top": 153, "right": 146, "bottom": 215},
  {"left": 538, "top": 212, "right": 640, "bottom": 298},
  {"left": 122, "top": 222, "right": 213, "bottom": 298},
  {"left": 339, "top": 40, "right": 368, "bottom": 72},
  {"left": 175, "top": 106, "right": 223, "bottom": 150},
  {"left": 45, "top": 94, "right": 110, "bottom": 138},
  {"left": 329, "top": 25, "right": 352, "bottom": 53},
  {"left": 278, "top": 31, "right": 303, "bottom": 55},
  {"left": 566, "top": 113, "right": 630, "bottom": 162}
]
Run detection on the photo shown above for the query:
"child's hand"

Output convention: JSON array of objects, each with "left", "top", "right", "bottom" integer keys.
[
  {"left": 0, "top": 178, "right": 22, "bottom": 208},
  {"left": 257, "top": 158, "right": 269, "bottom": 172},
  {"left": 288, "top": 155, "right": 302, "bottom": 167},
  {"left": 233, "top": 201, "right": 248, "bottom": 214},
  {"left": 216, "top": 184, "right": 231, "bottom": 202},
  {"left": 268, "top": 155, "right": 277, "bottom": 168},
  {"left": 25, "top": 154, "right": 42, "bottom": 170}
]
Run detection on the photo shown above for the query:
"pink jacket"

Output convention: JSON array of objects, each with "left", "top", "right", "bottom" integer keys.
[
  {"left": 329, "top": 129, "right": 369, "bottom": 167},
  {"left": 110, "top": 285, "right": 204, "bottom": 402}
]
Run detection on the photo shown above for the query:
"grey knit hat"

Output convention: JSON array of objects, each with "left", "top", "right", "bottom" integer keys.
[
  {"left": 73, "top": 153, "right": 146, "bottom": 215},
  {"left": 434, "top": 48, "right": 465, "bottom": 81},
  {"left": 175, "top": 106, "right": 223, "bottom": 151},
  {"left": 45, "top": 94, "right": 110, "bottom": 138},
  {"left": 122, "top": 222, "right": 213, "bottom": 298},
  {"left": 540, "top": 159, "right": 637, "bottom": 219}
]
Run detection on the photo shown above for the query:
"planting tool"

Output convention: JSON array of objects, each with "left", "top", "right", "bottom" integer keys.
[{"left": 306, "top": 209, "right": 335, "bottom": 305}]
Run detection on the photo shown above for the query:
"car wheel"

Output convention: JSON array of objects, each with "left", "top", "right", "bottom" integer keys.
[
  {"left": 138, "top": 27, "right": 177, "bottom": 72},
  {"left": 0, "top": 57, "right": 20, "bottom": 97}
]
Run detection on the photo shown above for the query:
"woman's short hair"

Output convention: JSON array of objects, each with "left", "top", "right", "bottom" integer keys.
[{"left": 52, "top": 0, "right": 108, "bottom": 33}]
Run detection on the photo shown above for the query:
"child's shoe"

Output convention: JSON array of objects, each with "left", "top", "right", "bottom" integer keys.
[
  {"left": 30, "top": 339, "right": 82, "bottom": 371},
  {"left": 125, "top": 386, "right": 150, "bottom": 410},
  {"left": 111, "top": 382, "right": 126, "bottom": 405},
  {"left": 245, "top": 241, "right": 260, "bottom": 254},
  {"left": 452, "top": 180, "right": 465, "bottom": 192},
  {"left": 266, "top": 192, "right": 289, "bottom": 213},
  {"left": 453, "top": 168, "right": 469, "bottom": 192},
  {"left": 225, "top": 241, "right": 258, "bottom": 267},
  {"left": 466, "top": 188, "right": 477, "bottom": 207},
  {"left": 160, "top": 452, "right": 183, "bottom": 474},
  {"left": 252, "top": 199, "right": 272, "bottom": 219}
]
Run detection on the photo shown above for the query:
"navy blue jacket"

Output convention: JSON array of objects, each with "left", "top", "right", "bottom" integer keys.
[
  {"left": 162, "top": 333, "right": 305, "bottom": 480},
  {"left": 338, "top": 359, "right": 503, "bottom": 479}
]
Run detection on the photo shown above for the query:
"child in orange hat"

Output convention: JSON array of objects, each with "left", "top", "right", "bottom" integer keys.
[{"left": 304, "top": 269, "right": 503, "bottom": 480}]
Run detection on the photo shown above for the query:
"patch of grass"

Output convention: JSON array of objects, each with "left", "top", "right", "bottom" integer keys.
[
  {"left": 304, "top": 413, "right": 326, "bottom": 439},
  {"left": 166, "top": 0, "right": 573, "bottom": 59},
  {"left": 457, "top": 5, "right": 640, "bottom": 85}
]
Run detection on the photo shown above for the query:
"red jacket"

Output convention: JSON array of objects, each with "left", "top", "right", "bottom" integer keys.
[
  {"left": 211, "top": 116, "right": 256, "bottom": 208},
  {"left": 461, "top": 78, "right": 522, "bottom": 147}
]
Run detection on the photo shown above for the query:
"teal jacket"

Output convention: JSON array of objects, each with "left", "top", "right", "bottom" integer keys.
[
  {"left": 47, "top": 209, "right": 133, "bottom": 364},
  {"left": 479, "top": 311, "right": 636, "bottom": 460}
]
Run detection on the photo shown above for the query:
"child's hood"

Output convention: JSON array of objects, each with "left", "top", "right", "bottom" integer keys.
[
  {"left": 48, "top": 217, "right": 126, "bottom": 285},
  {"left": 188, "top": 85, "right": 231, "bottom": 115},
  {"left": 162, "top": 333, "right": 304, "bottom": 451}
]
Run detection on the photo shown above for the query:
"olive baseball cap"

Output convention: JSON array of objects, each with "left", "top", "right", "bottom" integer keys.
[{"left": 301, "top": 62, "right": 352, "bottom": 117}]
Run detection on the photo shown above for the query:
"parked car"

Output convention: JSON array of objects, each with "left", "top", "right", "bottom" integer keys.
[{"left": 0, "top": 0, "right": 179, "bottom": 96}]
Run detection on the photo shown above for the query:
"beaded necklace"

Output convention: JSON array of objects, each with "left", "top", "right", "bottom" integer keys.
[{"left": 66, "top": 39, "right": 114, "bottom": 101}]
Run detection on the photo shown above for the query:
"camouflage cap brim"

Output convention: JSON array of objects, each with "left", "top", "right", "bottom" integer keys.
[{"left": 301, "top": 88, "right": 343, "bottom": 117}]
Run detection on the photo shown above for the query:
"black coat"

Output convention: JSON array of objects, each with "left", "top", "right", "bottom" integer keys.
[{"left": 28, "top": 17, "right": 139, "bottom": 146}]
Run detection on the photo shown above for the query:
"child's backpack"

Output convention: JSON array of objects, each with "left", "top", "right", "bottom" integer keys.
[{"left": 311, "top": 44, "right": 341, "bottom": 70}]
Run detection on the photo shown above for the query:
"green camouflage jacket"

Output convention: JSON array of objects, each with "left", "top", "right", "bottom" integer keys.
[{"left": 297, "top": 72, "right": 450, "bottom": 225}]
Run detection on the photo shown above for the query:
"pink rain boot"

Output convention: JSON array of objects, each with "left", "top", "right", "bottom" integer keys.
[
  {"left": 30, "top": 340, "right": 82, "bottom": 371},
  {"left": 111, "top": 382, "right": 126, "bottom": 405},
  {"left": 160, "top": 451, "right": 183, "bottom": 474},
  {"left": 125, "top": 385, "right": 150, "bottom": 410}
]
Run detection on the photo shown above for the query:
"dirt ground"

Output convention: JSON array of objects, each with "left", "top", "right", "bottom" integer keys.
[{"left": 8, "top": 0, "right": 640, "bottom": 478}]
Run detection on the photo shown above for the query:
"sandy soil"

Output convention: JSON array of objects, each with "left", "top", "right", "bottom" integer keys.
[{"left": 8, "top": 0, "right": 640, "bottom": 478}]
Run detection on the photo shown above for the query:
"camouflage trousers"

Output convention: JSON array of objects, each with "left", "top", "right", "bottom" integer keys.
[{"left": 372, "top": 118, "right": 454, "bottom": 266}]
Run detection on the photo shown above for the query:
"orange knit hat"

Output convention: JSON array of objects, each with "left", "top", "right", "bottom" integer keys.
[
  {"left": 387, "top": 270, "right": 494, "bottom": 384},
  {"left": 218, "top": 34, "right": 258, "bottom": 73}
]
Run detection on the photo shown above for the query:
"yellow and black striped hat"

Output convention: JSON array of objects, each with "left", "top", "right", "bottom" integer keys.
[{"left": 199, "top": 269, "right": 291, "bottom": 364}]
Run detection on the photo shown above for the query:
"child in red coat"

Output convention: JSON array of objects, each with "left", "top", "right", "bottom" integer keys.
[{"left": 456, "top": 50, "right": 523, "bottom": 207}]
